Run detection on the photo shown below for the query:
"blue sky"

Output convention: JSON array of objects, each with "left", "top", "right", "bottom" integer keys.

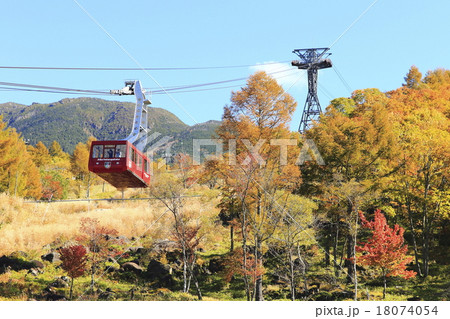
[{"left": 1, "top": 0, "right": 449, "bottom": 130}]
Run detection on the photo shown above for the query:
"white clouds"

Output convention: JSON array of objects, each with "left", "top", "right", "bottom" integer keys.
[{"left": 250, "top": 61, "right": 307, "bottom": 92}]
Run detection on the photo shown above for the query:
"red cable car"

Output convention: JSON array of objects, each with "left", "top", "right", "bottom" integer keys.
[
  {"left": 88, "top": 80, "right": 152, "bottom": 188},
  {"left": 88, "top": 140, "right": 150, "bottom": 188}
]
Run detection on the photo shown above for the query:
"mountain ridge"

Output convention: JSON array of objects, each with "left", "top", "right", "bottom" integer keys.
[{"left": 0, "top": 97, "right": 220, "bottom": 155}]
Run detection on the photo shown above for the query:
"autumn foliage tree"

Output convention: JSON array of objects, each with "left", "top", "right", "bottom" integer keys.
[
  {"left": 77, "top": 217, "right": 120, "bottom": 293},
  {"left": 387, "top": 66, "right": 450, "bottom": 276},
  {"left": 172, "top": 223, "right": 203, "bottom": 300},
  {"left": 71, "top": 137, "right": 98, "bottom": 197},
  {"left": 214, "top": 71, "right": 301, "bottom": 300},
  {"left": 0, "top": 116, "right": 42, "bottom": 198},
  {"left": 149, "top": 171, "right": 203, "bottom": 299},
  {"left": 59, "top": 245, "right": 88, "bottom": 300},
  {"left": 304, "top": 88, "right": 399, "bottom": 285},
  {"left": 356, "top": 209, "right": 416, "bottom": 299},
  {"left": 41, "top": 174, "right": 64, "bottom": 200},
  {"left": 28, "top": 141, "right": 51, "bottom": 168}
]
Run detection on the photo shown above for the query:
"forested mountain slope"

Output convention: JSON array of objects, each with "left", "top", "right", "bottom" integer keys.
[{"left": 0, "top": 98, "right": 219, "bottom": 153}]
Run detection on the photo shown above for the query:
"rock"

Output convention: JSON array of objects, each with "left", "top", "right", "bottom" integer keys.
[
  {"left": 130, "top": 259, "right": 141, "bottom": 265},
  {"left": 0, "top": 255, "right": 37, "bottom": 273},
  {"left": 27, "top": 268, "right": 41, "bottom": 276},
  {"left": 0, "top": 256, "right": 16, "bottom": 272},
  {"left": 207, "top": 257, "right": 225, "bottom": 273},
  {"left": 60, "top": 276, "right": 70, "bottom": 283},
  {"left": 30, "top": 260, "right": 45, "bottom": 269},
  {"left": 8, "top": 251, "right": 29, "bottom": 259},
  {"left": 146, "top": 259, "right": 173, "bottom": 286},
  {"left": 104, "top": 265, "right": 120, "bottom": 273},
  {"left": 121, "top": 262, "right": 143, "bottom": 274},
  {"left": 49, "top": 278, "right": 69, "bottom": 288},
  {"left": 46, "top": 295, "right": 65, "bottom": 301},
  {"left": 151, "top": 240, "right": 177, "bottom": 254},
  {"left": 43, "top": 287, "right": 66, "bottom": 301},
  {"left": 98, "top": 288, "right": 115, "bottom": 300},
  {"left": 41, "top": 252, "right": 60, "bottom": 263}
]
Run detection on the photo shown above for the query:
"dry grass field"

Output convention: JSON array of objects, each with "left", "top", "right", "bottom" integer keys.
[{"left": 0, "top": 188, "right": 224, "bottom": 256}]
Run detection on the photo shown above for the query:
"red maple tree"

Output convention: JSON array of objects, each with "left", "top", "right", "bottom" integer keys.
[
  {"left": 357, "top": 209, "right": 416, "bottom": 299},
  {"left": 59, "top": 245, "right": 87, "bottom": 300}
]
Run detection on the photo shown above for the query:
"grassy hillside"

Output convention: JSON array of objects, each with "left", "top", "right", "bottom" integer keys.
[{"left": 0, "top": 98, "right": 219, "bottom": 154}]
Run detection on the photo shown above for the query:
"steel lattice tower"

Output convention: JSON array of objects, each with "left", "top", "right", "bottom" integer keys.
[{"left": 292, "top": 48, "right": 332, "bottom": 133}]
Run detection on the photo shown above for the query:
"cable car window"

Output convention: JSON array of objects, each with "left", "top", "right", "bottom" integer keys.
[
  {"left": 115, "top": 145, "right": 126, "bottom": 158},
  {"left": 92, "top": 145, "right": 104, "bottom": 158},
  {"left": 130, "top": 147, "right": 137, "bottom": 163},
  {"left": 104, "top": 148, "right": 115, "bottom": 159},
  {"left": 144, "top": 159, "right": 149, "bottom": 174},
  {"left": 136, "top": 155, "right": 142, "bottom": 171}
]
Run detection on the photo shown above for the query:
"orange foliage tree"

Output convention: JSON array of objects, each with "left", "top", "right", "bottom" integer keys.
[
  {"left": 303, "top": 88, "right": 398, "bottom": 286},
  {"left": 0, "top": 116, "right": 42, "bottom": 198},
  {"left": 387, "top": 67, "right": 450, "bottom": 277},
  {"left": 214, "top": 71, "right": 300, "bottom": 300},
  {"left": 357, "top": 209, "right": 416, "bottom": 299},
  {"left": 71, "top": 137, "right": 98, "bottom": 198}
]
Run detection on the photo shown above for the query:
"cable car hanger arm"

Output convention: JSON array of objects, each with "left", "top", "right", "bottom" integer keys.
[{"left": 110, "top": 80, "right": 150, "bottom": 150}]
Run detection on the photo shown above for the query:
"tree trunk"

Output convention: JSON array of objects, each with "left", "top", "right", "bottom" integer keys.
[
  {"left": 187, "top": 257, "right": 202, "bottom": 300},
  {"left": 422, "top": 159, "right": 432, "bottom": 278},
  {"left": 422, "top": 207, "right": 430, "bottom": 278},
  {"left": 182, "top": 245, "right": 188, "bottom": 293},
  {"left": 192, "top": 273, "right": 203, "bottom": 300},
  {"left": 346, "top": 233, "right": 354, "bottom": 284},
  {"left": 86, "top": 173, "right": 91, "bottom": 198},
  {"left": 297, "top": 244, "right": 308, "bottom": 296},
  {"left": 288, "top": 247, "right": 295, "bottom": 301},
  {"left": 406, "top": 201, "right": 423, "bottom": 276},
  {"left": 254, "top": 238, "right": 264, "bottom": 301},
  {"left": 353, "top": 211, "right": 358, "bottom": 301},
  {"left": 324, "top": 237, "right": 330, "bottom": 267},
  {"left": 70, "top": 277, "right": 74, "bottom": 300},
  {"left": 230, "top": 225, "right": 234, "bottom": 252},
  {"left": 339, "top": 236, "right": 347, "bottom": 269},
  {"left": 241, "top": 210, "right": 251, "bottom": 301},
  {"left": 14, "top": 169, "right": 19, "bottom": 197},
  {"left": 333, "top": 222, "right": 340, "bottom": 277},
  {"left": 90, "top": 264, "right": 95, "bottom": 293},
  {"left": 382, "top": 269, "right": 387, "bottom": 299}
]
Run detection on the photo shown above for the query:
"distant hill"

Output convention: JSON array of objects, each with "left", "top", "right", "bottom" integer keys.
[{"left": 0, "top": 98, "right": 220, "bottom": 156}]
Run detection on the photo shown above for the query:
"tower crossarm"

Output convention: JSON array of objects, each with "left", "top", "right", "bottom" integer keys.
[{"left": 291, "top": 48, "right": 332, "bottom": 133}]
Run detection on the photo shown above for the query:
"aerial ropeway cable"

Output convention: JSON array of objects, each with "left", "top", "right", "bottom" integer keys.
[
  {"left": 0, "top": 60, "right": 291, "bottom": 71},
  {"left": 0, "top": 67, "right": 297, "bottom": 97}
]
